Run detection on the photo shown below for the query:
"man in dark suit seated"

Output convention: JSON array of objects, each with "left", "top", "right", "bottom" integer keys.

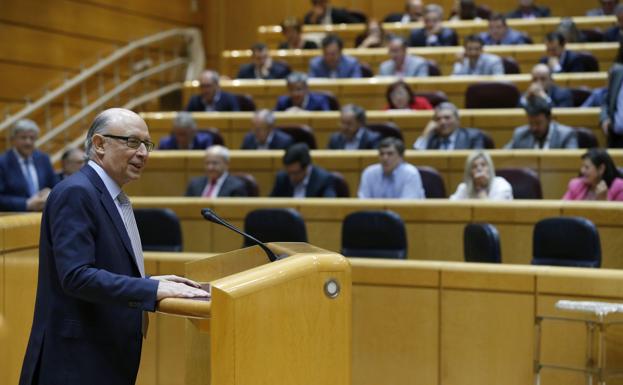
[
  {"left": 236, "top": 43, "right": 291, "bottom": 80},
  {"left": 57, "top": 147, "right": 86, "bottom": 181},
  {"left": 604, "top": 5, "right": 623, "bottom": 42},
  {"left": 309, "top": 34, "right": 363, "bottom": 78},
  {"left": 304, "top": 0, "right": 358, "bottom": 24},
  {"left": 408, "top": 4, "right": 458, "bottom": 47},
  {"left": 539, "top": 32, "right": 587, "bottom": 73},
  {"left": 413, "top": 102, "right": 485, "bottom": 150},
  {"left": 384, "top": 0, "right": 424, "bottom": 23},
  {"left": 185, "top": 145, "right": 248, "bottom": 197},
  {"left": 506, "top": 0, "right": 550, "bottom": 18},
  {"left": 520, "top": 64, "right": 573, "bottom": 108},
  {"left": 241, "top": 109, "right": 294, "bottom": 150},
  {"left": 480, "top": 13, "right": 531, "bottom": 45},
  {"left": 185, "top": 70, "right": 240, "bottom": 112},
  {"left": 158, "top": 112, "right": 214, "bottom": 150},
  {"left": 275, "top": 72, "right": 331, "bottom": 112},
  {"left": 0, "top": 119, "right": 58, "bottom": 212},
  {"left": 270, "top": 142, "right": 336, "bottom": 198},
  {"left": 327, "top": 104, "right": 381, "bottom": 149},
  {"left": 505, "top": 96, "right": 578, "bottom": 149}
]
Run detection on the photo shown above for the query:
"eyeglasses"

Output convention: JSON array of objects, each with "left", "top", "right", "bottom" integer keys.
[{"left": 103, "top": 135, "right": 155, "bottom": 152}]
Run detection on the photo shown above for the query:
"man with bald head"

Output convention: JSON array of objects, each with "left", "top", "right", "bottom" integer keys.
[
  {"left": 241, "top": 109, "right": 294, "bottom": 150},
  {"left": 185, "top": 145, "right": 248, "bottom": 197},
  {"left": 185, "top": 70, "right": 240, "bottom": 112},
  {"left": 520, "top": 64, "right": 573, "bottom": 108},
  {"left": 19, "top": 108, "right": 207, "bottom": 385}
]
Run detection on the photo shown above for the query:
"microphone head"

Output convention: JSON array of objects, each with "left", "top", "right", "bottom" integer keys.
[{"left": 201, "top": 208, "right": 217, "bottom": 221}]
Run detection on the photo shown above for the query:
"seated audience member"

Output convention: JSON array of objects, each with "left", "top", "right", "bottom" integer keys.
[
  {"left": 275, "top": 72, "right": 331, "bottom": 112},
  {"left": 279, "top": 17, "right": 318, "bottom": 49},
  {"left": 237, "top": 43, "right": 290, "bottom": 80},
  {"left": 384, "top": 0, "right": 424, "bottom": 23},
  {"left": 270, "top": 143, "right": 336, "bottom": 197},
  {"left": 601, "top": 61, "right": 623, "bottom": 147},
  {"left": 449, "top": 0, "right": 482, "bottom": 21},
  {"left": 452, "top": 34, "right": 504, "bottom": 75},
  {"left": 241, "top": 109, "right": 294, "bottom": 150},
  {"left": 408, "top": 4, "right": 459, "bottom": 47},
  {"left": 159, "top": 112, "right": 214, "bottom": 150},
  {"left": 506, "top": 0, "right": 551, "bottom": 19},
  {"left": 57, "top": 148, "right": 86, "bottom": 180},
  {"left": 358, "top": 137, "right": 425, "bottom": 199},
  {"left": 563, "top": 148, "right": 623, "bottom": 201},
  {"left": 555, "top": 18, "right": 586, "bottom": 43},
  {"left": 309, "top": 34, "right": 362, "bottom": 78},
  {"left": 386, "top": 80, "right": 433, "bottom": 110},
  {"left": 581, "top": 87, "right": 607, "bottom": 107},
  {"left": 413, "top": 102, "right": 485, "bottom": 150},
  {"left": 0, "top": 119, "right": 58, "bottom": 211},
  {"left": 450, "top": 151, "right": 513, "bottom": 200},
  {"left": 505, "top": 97, "right": 578, "bottom": 149},
  {"left": 304, "top": 0, "right": 357, "bottom": 24},
  {"left": 587, "top": 0, "right": 618, "bottom": 16},
  {"left": 328, "top": 104, "right": 381, "bottom": 149},
  {"left": 539, "top": 32, "right": 587, "bottom": 73},
  {"left": 520, "top": 64, "right": 573, "bottom": 108},
  {"left": 186, "top": 70, "right": 240, "bottom": 112},
  {"left": 605, "top": 5, "right": 623, "bottom": 42},
  {"left": 185, "top": 145, "right": 247, "bottom": 197},
  {"left": 355, "top": 20, "right": 386, "bottom": 48},
  {"left": 480, "top": 13, "right": 531, "bottom": 45},
  {"left": 379, "top": 36, "right": 428, "bottom": 77}
]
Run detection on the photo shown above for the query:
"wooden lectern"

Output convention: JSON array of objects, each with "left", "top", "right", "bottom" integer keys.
[{"left": 156, "top": 242, "right": 351, "bottom": 385}]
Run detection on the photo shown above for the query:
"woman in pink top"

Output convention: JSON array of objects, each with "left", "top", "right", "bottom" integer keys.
[{"left": 563, "top": 149, "right": 623, "bottom": 201}]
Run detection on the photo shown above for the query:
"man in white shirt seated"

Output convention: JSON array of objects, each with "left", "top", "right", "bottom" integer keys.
[
  {"left": 185, "top": 145, "right": 248, "bottom": 197},
  {"left": 452, "top": 34, "right": 504, "bottom": 76},
  {"left": 358, "top": 137, "right": 425, "bottom": 199}
]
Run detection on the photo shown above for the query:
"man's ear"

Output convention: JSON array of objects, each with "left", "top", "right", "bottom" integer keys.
[{"left": 92, "top": 134, "right": 106, "bottom": 156}]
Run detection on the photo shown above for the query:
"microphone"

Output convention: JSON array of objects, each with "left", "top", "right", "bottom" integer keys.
[{"left": 201, "top": 208, "right": 278, "bottom": 262}]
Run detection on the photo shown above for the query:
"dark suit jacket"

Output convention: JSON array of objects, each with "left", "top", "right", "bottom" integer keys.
[
  {"left": 236, "top": 61, "right": 291, "bottom": 80},
  {"left": 241, "top": 130, "right": 294, "bottom": 150},
  {"left": 158, "top": 131, "right": 214, "bottom": 150},
  {"left": 275, "top": 92, "right": 331, "bottom": 111},
  {"left": 278, "top": 40, "right": 319, "bottom": 49},
  {"left": 185, "top": 92, "right": 240, "bottom": 112},
  {"left": 425, "top": 128, "right": 485, "bottom": 150},
  {"left": 304, "top": 7, "right": 356, "bottom": 24},
  {"left": 327, "top": 128, "right": 381, "bottom": 149},
  {"left": 605, "top": 26, "right": 622, "bottom": 42},
  {"left": 0, "top": 149, "right": 58, "bottom": 211},
  {"left": 185, "top": 174, "right": 248, "bottom": 197},
  {"left": 19, "top": 165, "right": 159, "bottom": 385},
  {"left": 539, "top": 50, "right": 586, "bottom": 73},
  {"left": 506, "top": 5, "right": 550, "bottom": 18},
  {"left": 601, "top": 64, "right": 623, "bottom": 124},
  {"left": 408, "top": 27, "right": 458, "bottom": 47},
  {"left": 548, "top": 85, "right": 574, "bottom": 107},
  {"left": 270, "top": 165, "right": 336, "bottom": 197}
]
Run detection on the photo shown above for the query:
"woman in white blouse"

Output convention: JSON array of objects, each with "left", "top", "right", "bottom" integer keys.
[{"left": 450, "top": 151, "right": 513, "bottom": 200}]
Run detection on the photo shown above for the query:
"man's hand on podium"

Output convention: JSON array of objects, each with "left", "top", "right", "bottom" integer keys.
[{"left": 151, "top": 275, "right": 209, "bottom": 300}]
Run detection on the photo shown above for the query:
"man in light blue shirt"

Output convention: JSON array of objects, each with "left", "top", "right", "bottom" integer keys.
[{"left": 358, "top": 137, "right": 425, "bottom": 199}]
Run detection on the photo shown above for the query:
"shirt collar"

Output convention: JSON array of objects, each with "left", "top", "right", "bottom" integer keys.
[
  {"left": 13, "top": 148, "right": 32, "bottom": 162},
  {"left": 88, "top": 160, "right": 122, "bottom": 200}
]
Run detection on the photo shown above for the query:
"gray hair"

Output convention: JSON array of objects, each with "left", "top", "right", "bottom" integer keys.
[
  {"left": 11, "top": 119, "right": 40, "bottom": 138},
  {"left": 200, "top": 70, "right": 220, "bottom": 85},
  {"left": 341, "top": 103, "right": 366, "bottom": 125},
  {"left": 205, "top": 144, "right": 230, "bottom": 163},
  {"left": 286, "top": 71, "right": 309, "bottom": 86},
  {"left": 463, "top": 151, "right": 496, "bottom": 198},
  {"left": 435, "top": 102, "right": 459, "bottom": 118},
  {"left": 85, "top": 112, "right": 111, "bottom": 158},
  {"left": 254, "top": 109, "right": 275, "bottom": 126},
  {"left": 173, "top": 111, "right": 197, "bottom": 129},
  {"left": 424, "top": 4, "right": 443, "bottom": 17}
]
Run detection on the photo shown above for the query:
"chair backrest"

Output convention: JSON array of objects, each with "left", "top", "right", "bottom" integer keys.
[
  {"left": 427, "top": 61, "right": 441, "bottom": 76},
  {"left": 341, "top": 210, "right": 407, "bottom": 259},
  {"left": 134, "top": 208, "right": 183, "bottom": 252},
  {"left": 464, "top": 223, "right": 501, "bottom": 263},
  {"left": 480, "top": 130, "right": 495, "bottom": 149},
  {"left": 366, "top": 121, "right": 403, "bottom": 140},
  {"left": 348, "top": 9, "right": 368, "bottom": 23},
  {"left": 569, "top": 87, "right": 592, "bottom": 107},
  {"left": 576, "top": 52, "right": 599, "bottom": 72},
  {"left": 317, "top": 90, "right": 340, "bottom": 110},
  {"left": 360, "top": 61, "right": 374, "bottom": 77},
  {"left": 234, "top": 93, "right": 256, "bottom": 111},
  {"left": 475, "top": 4, "right": 492, "bottom": 19},
  {"left": 417, "top": 166, "right": 446, "bottom": 198},
  {"left": 243, "top": 208, "right": 308, "bottom": 247},
  {"left": 502, "top": 57, "right": 520, "bottom": 74},
  {"left": 496, "top": 168, "right": 542, "bottom": 199},
  {"left": 465, "top": 82, "right": 520, "bottom": 109},
  {"left": 232, "top": 172, "right": 260, "bottom": 196},
  {"left": 580, "top": 29, "right": 604, "bottom": 42},
  {"left": 277, "top": 125, "right": 317, "bottom": 149},
  {"left": 575, "top": 127, "right": 598, "bottom": 149},
  {"left": 198, "top": 128, "right": 225, "bottom": 146},
  {"left": 331, "top": 171, "right": 350, "bottom": 197},
  {"left": 532, "top": 216, "right": 601, "bottom": 268},
  {"left": 414, "top": 91, "right": 448, "bottom": 107}
]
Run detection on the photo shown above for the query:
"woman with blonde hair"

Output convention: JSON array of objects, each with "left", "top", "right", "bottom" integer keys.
[{"left": 450, "top": 151, "right": 513, "bottom": 200}]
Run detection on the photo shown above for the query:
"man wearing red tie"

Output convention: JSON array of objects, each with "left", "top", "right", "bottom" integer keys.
[{"left": 185, "top": 145, "right": 248, "bottom": 197}]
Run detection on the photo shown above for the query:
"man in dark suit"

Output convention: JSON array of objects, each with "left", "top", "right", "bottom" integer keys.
[
  {"left": 19, "top": 108, "right": 207, "bottom": 385},
  {"left": 601, "top": 63, "right": 623, "bottom": 147},
  {"left": 185, "top": 145, "right": 248, "bottom": 197},
  {"left": 328, "top": 104, "right": 381, "bottom": 149},
  {"left": 413, "top": 102, "right": 485, "bottom": 150},
  {"left": 270, "top": 143, "right": 336, "bottom": 198},
  {"left": 275, "top": 72, "right": 332, "bottom": 111},
  {"left": 0, "top": 119, "right": 58, "bottom": 211},
  {"left": 185, "top": 70, "right": 240, "bottom": 112},
  {"left": 57, "top": 147, "right": 86, "bottom": 181},
  {"left": 158, "top": 111, "right": 214, "bottom": 150},
  {"left": 241, "top": 109, "right": 294, "bottom": 150},
  {"left": 304, "top": 0, "right": 357, "bottom": 24},
  {"left": 539, "top": 32, "right": 587, "bottom": 73},
  {"left": 309, "top": 34, "right": 363, "bottom": 78},
  {"left": 480, "top": 13, "right": 531, "bottom": 45},
  {"left": 506, "top": 0, "right": 550, "bottom": 18},
  {"left": 408, "top": 4, "right": 458, "bottom": 47},
  {"left": 236, "top": 43, "right": 291, "bottom": 80},
  {"left": 520, "top": 64, "right": 574, "bottom": 108},
  {"left": 384, "top": 0, "right": 423, "bottom": 23}
]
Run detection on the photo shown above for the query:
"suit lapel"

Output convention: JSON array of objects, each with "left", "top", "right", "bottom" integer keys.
[
  {"left": 305, "top": 167, "right": 318, "bottom": 196},
  {"left": 7, "top": 150, "right": 30, "bottom": 195},
  {"left": 454, "top": 129, "right": 467, "bottom": 149},
  {"left": 611, "top": 67, "right": 623, "bottom": 113},
  {"left": 548, "top": 122, "right": 560, "bottom": 148}
]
